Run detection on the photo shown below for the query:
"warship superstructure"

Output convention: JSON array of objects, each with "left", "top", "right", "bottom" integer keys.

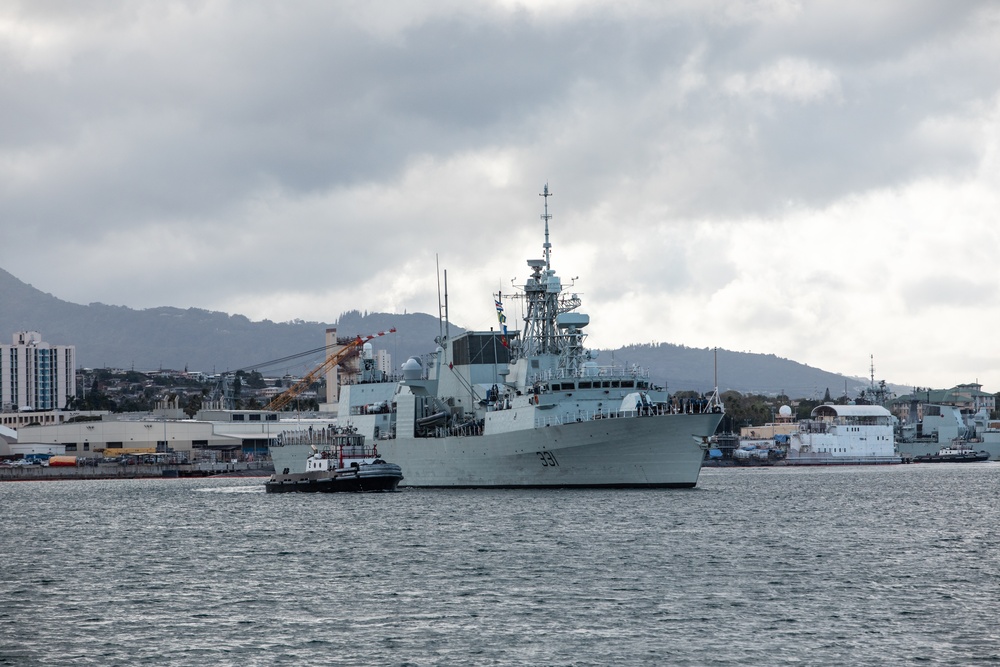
[{"left": 270, "top": 185, "right": 724, "bottom": 487}]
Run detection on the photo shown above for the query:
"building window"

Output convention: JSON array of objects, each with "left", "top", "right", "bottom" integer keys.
[{"left": 65, "top": 444, "right": 77, "bottom": 452}]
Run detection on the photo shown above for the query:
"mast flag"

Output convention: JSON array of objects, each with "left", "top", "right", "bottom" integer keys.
[{"left": 494, "top": 291, "right": 509, "bottom": 348}]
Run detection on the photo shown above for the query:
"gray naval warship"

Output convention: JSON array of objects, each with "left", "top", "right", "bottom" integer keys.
[{"left": 270, "top": 185, "right": 724, "bottom": 487}]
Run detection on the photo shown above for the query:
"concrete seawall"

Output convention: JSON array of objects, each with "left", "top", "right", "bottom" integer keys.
[{"left": 0, "top": 461, "right": 274, "bottom": 482}]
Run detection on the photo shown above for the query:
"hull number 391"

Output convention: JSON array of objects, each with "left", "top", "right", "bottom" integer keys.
[{"left": 537, "top": 450, "right": 560, "bottom": 467}]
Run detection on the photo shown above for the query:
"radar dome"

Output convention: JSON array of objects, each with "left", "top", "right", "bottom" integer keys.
[
  {"left": 778, "top": 405, "right": 792, "bottom": 417},
  {"left": 401, "top": 357, "right": 423, "bottom": 381}
]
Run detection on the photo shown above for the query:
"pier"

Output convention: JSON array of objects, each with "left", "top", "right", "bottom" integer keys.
[{"left": 0, "top": 460, "right": 274, "bottom": 482}]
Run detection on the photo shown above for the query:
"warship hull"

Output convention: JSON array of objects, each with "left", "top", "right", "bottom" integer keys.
[{"left": 270, "top": 410, "right": 722, "bottom": 488}]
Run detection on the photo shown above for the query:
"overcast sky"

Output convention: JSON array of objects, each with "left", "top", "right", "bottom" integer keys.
[{"left": 3, "top": 1, "right": 999, "bottom": 393}]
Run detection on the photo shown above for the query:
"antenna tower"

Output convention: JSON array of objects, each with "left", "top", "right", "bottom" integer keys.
[{"left": 540, "top": 183, "right": 552, "bottom": 269}]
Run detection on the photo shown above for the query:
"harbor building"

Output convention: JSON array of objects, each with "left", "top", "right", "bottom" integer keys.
[
  {"left": 12, "top": 416, "right": 246, "bottom": 460},
  {"left": 10, "top": 408, "right": 337, "bottom": 463},
  {"left": 1, "top": 331, "right": 76, "bottom": 412},
  {"left": 376, "top": 349, "right": 392, "bottom": 377},
  {"left": 891, "top": 383, "right": 996, "bottom": 424},
  {"left": 323, "top": 328, "right": 344, "bottom": 406}
]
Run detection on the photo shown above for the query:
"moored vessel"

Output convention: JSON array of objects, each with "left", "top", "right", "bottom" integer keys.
[
  {"left": 783, "top": 404, "right": 901, "bottom": 465},
  {"left": 270, "top": 185, "right": 725, "bottom": 487},
  {"left": 910, "top": 446, "right": 990, "bottom": 464}
]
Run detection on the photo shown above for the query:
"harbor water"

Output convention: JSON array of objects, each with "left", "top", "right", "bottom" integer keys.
[{"left": 2, "top": 464, "right": 999, "bottom": 666}]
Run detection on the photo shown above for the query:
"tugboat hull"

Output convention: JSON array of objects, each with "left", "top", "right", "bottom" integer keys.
[
  {"left": 265, "top": 462, "right": 403, "bottom": 493},
  {"left": 911, "top": 450, "right": 990, "bottom": 463}
]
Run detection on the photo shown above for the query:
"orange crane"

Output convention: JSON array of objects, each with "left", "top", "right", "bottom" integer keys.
[{"left": 264, "top": 328, "right": 396, "bottom": 412}]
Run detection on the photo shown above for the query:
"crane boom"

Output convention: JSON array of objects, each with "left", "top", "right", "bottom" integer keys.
[{"left": 264, "top": 328, "right": 396, "bottom": 412}]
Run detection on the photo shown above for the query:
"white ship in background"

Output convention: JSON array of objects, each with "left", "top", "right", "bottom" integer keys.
[
  {"left": 270, "top": 185, "right": 725, "bottom": 487},
  {"left": 784, "top": 403, "right": 901, "bottom": 465}
]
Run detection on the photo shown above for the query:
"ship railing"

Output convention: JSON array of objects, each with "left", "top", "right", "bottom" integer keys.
[
  {"left": 416, "top": 421, "right": 484, "bottom": 439},
  {"left": 275, "top": 427, "right": 364, "bottom": 448},
  {"left": 533, "top": 403, "right": 690, "bottom": 428},
  {"left": 535, "top": 410, "right": 631, "bottom": 428},
  {"left": 339, "top": 372, "right": 405, "bottom": 386},
  {"left": 528, "top": 365, "right": 652, "bottom": 383}
]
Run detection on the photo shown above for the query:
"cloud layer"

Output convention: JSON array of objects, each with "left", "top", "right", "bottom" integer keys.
[{"left": 3, "top": 0, "right": 999, "bottom": 391}]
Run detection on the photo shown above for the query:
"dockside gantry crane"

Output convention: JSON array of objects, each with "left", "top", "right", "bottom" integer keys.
[{"left": 263, "top": 328, "right": 396, "bottom": 412}]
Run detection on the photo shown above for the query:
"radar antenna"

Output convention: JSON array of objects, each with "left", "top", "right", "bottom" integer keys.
[{"left": 540, "top": 183, "right": 552, "bottom": 269}]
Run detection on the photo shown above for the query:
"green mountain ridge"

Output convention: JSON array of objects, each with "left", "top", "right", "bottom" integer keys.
[{"left": 1, "top": 266, "right": 873, "bottom": 396}]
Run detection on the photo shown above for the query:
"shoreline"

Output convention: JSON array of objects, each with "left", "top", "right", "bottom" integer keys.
[{"left": 0, "top": 461, "right": 275, "bottom": 482}]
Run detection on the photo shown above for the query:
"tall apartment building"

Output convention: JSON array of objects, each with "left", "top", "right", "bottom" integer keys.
[
  {"left": 376, "top": 349, "right": 393, "bottom": 377},
  {"left": 323, "top": 328, "right": 344, "bottom": 405},
  {"left": 1, "top": 331, "right": 77, "bottom": 411}
]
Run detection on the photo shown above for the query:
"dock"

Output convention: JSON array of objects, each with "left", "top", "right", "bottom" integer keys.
[{"left": 0, "top": 460, "right": 274, "bottom": 482}]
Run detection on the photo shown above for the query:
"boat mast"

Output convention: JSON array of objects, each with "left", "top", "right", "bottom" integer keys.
[
  {"left": 520, "top": 184, "right": 560, "bottom": 359},
  {"left": 442, "top": 269, "right": 450, "bottom": 364},
  {"left": 436, "top": 255, "right": 443, "bottom": 345},
  {"left": 541, "top": 183, "right": 552, "bottom": 270}
]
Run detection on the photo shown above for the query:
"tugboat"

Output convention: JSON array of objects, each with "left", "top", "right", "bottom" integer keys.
[
  {"left": 265, "top": 429, "right": 403, "bottom": 493},
  {"left": 911, "top": 445, "right": 991, "bottom": 464}
]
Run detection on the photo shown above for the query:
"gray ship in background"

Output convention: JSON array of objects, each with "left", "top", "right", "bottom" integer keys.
[
  {"left": 896, "top": 401, "right": 1000, "bottom": 461},
  {"left": 852, "top": 374, "right": 1000, "bottom": 461},
  {"left": 270, "top": 185, "right": 725, "bottom": 487}
]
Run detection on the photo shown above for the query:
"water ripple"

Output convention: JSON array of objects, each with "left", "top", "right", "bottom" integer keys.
[{"left": 1, "top": 465, "right": 999, "bottom": 665}]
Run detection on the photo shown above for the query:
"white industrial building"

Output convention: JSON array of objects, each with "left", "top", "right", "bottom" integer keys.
[
  {"left": 11, "top": 409, "right": 336, "bottom": 461},
  {"left": 1, "top": 331, "right": 76, "bottom": 412}
]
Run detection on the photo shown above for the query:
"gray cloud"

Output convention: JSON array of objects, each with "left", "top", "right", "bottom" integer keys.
[{"left": 2, "top": 1, "right": 999, "bottom": 388}]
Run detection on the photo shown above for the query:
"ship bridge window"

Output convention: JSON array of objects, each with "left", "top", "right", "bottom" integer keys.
[
  {"left": 578, "top": 381, "right": 592, "bottom": 389},
  {"left": 637, "top": 380, "right": 648, "bottom": 389},
  {"left": 611, "top": 381, "right": 621, "bottom": 388},
  {"left": 622, "top": 380, "right": 635, "bottom": 388}
]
